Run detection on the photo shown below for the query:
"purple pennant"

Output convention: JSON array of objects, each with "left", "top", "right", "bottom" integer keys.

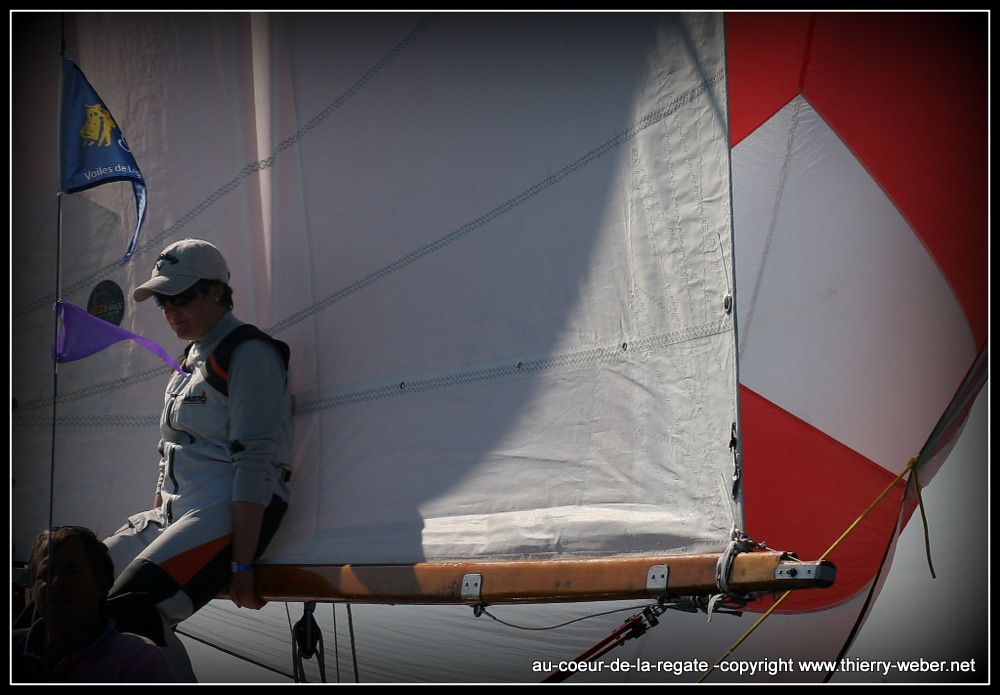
[{"left": 53, "top": 301, "right": 183, "bottom": 374}]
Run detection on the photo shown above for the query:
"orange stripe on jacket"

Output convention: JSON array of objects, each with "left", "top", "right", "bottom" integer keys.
[
  {"left": 159, "top": 534, "right": 233, "bottom": 587},
  {"left": 208, "top": 352, "right": 230, "bottom": 382}
]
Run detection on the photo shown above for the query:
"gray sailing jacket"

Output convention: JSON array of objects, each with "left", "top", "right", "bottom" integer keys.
[{"left": 156, "top": 312, "right": 292, "bottom": 520}]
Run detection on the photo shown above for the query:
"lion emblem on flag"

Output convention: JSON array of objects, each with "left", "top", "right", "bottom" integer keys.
[{"left": 79, "top": 103, "right": 117, "bottom": 147}]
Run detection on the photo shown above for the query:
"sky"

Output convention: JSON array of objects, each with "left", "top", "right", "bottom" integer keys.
[{"left": 177, "top": 383, "right": 988, "bottom": 684}]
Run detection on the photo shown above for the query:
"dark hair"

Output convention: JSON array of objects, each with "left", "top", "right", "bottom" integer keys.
[
  {"left": 218, "top": 282, "right": 234, "bottom": 311},
  {"left": 30, "top": 526, "right": 116, "bottom": 597},
  {"left": 198, "top": 279, "right": 234, "bottom": 311}
]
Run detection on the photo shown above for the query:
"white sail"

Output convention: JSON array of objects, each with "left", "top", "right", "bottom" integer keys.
[{"left": 13, "top": 12, "right": 739, "bottom": 569}]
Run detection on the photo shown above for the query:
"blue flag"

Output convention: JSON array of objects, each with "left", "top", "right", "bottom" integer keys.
[{"left": 60, "top": 58, "right": 148, "bottom": 264}]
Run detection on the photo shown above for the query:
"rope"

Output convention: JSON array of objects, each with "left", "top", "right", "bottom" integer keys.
[
  {"left": 697, "top": 457, "right": 918, "bottom": 683},
  {"left": 820, "top": 459, "right": 938, "bottom": 683},
  {"left": 541, "top": 606, "right": 663, "bottom": 683},
  {"left": 174, "top": 625, "right": 293, "bottom": 680},
  {"left": 909, "top": 464, "right": 937, "bottom": 579},
  {"left": 291, "top": 602, "right": 326, "bottom": 683},
  {"left": 332, "top": 603, "right": 341, "bottom": 683},
  {"left": 715, "top": 532, "right": 756, "bottom": 597},
  {"left": 477, "top": 603, "right": 658, "bottom": 631},
  {"left": 346, "top": 602, "right": 360, "bottom": 683}
]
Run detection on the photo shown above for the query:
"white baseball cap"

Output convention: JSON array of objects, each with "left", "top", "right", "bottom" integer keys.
[{"left": 133, "top": 239, "right": 230, "bottom": 302}]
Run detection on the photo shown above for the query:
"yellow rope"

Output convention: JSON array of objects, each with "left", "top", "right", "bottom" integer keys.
[{"left": 697, "top": 458, "right": 920, "bottom": 683}]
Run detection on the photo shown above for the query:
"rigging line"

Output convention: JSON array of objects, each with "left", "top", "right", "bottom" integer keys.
[
  {"left": 915, "top": 345, "right": 987, "bottom": 465},
  {"left": 346, "top": 602, "right": 360, "bottom": 683},
  {"left": 697, "top": 457, "right": 917, "bottom": 684},
  {"left": 715, "top": 231, "right": 732, "bottom": 299},
  {"left": 541, "top": 604, "right": 675, "bottom": 683},
  {"left": 816, "top": 457, "right": 916, "bottom": 564},
  {"left": 737, "top": 97, "right": 802, "bottom": 358},
  {"left": 291, "top": 602, "right": 327, "bottom": 683},
  {"left": 174, "top": 626, "right": 294, "bottom": 681},
  {"left": 332, "top": 603, "right": 341, "bottom": 683},
  {"left": 822, "top": 503, "right": 901, "bottom": 684},
  {"left": 479, "top": 603, "right": 659, "bottom": 631},
  {"left": 48, "top": 190, "right": 64, "bottom": 538},
  {"left": 718, "top": 347, "right": 981, "bottom": 684},
  {"left": 823, "top": 461, "right": 938, "bottom": 683},
  {"left": 267, "top": 68, "right": 725, "bottom": 336},
  {"left": 285, "top": 603, "right": 303, "bottom": 683},
  {"left": 908, "top": 465, "right": 936, "bottom": 579},
  {"left": 14, "top": 15, "right": 439, "bottom": 320}
]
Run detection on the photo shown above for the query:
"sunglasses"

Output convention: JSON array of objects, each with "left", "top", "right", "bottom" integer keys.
[{"left": 153, "top": 281, "right": 207, "bottom": 309}]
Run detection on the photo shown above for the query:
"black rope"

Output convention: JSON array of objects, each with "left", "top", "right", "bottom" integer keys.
[
  {"left": 331, "top": 602, "right": 341, "bottom": 683},
  {"left": 477, "top": 602, "right": 677, "bottom": 632},
  {"left": 174, "top": 626, "right": 294, "bottom": 680},
  {"left": 291, "top": 602, "right": 326, "bottom": 683},
  {"left": 346, "top": 603, "right": 360, "bottom": 683}
]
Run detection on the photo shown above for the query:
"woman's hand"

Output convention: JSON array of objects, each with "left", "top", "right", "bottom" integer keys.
[
  {"left": 229, "top": 569, "right": 266, "bottom": 609},
  {"left": 230, "top": 500, "right": 267, "bottom": 609}
]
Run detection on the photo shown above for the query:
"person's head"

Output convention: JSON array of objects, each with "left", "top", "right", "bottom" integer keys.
[
  {"left": 132, "top": 238, "right": 234, "bottom": 340},
  {"left": 29, "top": 526, "right": 115, "bottom": 625}
]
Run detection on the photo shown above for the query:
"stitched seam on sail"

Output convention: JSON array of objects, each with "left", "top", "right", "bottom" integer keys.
[
  {"left": 13, "top": 314, "right": 730, "bottom": 426},
  {"left": 16, "top": 316, "right": 729, "bottom": 427},
  {"left": 14, "top": 414, "right": 161, "bottom": 428},
  {"left": 269, "top": 69, "right": 725, "bottom": 336},
  {"left": 295, "top": 317, "right": 730, "bottom": 414},
  {"left": 14, "top": 365, "right": 170, "bottom": 414}
]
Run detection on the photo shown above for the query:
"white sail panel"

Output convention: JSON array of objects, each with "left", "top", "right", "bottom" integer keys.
[
  {"left": 733, "top": 96, "right": 975, "bottom": 474},
  {"left": 13, "top": 13, "right": 738, "bottom": 566}
]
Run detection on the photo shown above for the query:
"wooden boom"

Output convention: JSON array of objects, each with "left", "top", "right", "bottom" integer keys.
[{"left": 252, "top": 551, "right": 834, "bottom": 604}]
